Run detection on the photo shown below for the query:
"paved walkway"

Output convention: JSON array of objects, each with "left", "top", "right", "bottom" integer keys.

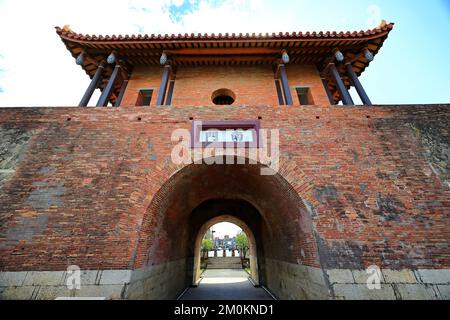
[{"left": 180, "top": 269, "right": 273, "bottom": 300}]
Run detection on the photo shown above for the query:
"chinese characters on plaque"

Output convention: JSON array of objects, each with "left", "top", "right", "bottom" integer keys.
[{"left": 200, "top": 129, "right": 254, "bottom": 143}]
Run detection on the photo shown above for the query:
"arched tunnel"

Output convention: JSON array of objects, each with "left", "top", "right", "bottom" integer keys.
[{"left": 125, "top": 159, "right": 330, "bottom": 299}]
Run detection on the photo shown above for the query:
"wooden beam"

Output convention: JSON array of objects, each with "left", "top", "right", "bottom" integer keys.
[
  {"left": 79, "top": 60, "right": 105, "bottom": 107},
  {"left": 278, "top": 64, "right": 293, "bottom": 106},
  {"left": 114, "top": 80, "right": 129, "bottom": 107},
  {"left": 165, "top": 80, "right": 175, "bottom": 106},
  {"left": 156, "top": 65, "right": 171, "bottom": 106},
  {"left": 96, "top": 64, "right": 121, "bottom": 107},
  {"left": 85, "top": 44, "right": 363, "bottom": 57},
  {"left": 329, "top": 63, "right": 354, "bottom": 106},
  {"left": 275, "top": 79, "right": 285, "bottom": 105},
  {"left": 346, "top": 63, "right": 372, "bottom": 105}
]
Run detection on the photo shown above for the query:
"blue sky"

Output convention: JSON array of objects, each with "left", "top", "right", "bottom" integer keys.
[{"left": 0, "top": 0, "right": 449, "bottom": 106}]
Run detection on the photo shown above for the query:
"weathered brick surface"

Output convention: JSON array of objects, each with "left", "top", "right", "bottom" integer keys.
[
  {"left": 119, "top": 63, "right": 329, "bottom": 106},
  {"left": 0, "top": 104, "right": 449, "bottom": 277}
]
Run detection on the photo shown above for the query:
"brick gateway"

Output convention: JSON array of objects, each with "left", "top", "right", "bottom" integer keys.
[{"left": 0, "top": 22, "right": 449, "bottom": 300}]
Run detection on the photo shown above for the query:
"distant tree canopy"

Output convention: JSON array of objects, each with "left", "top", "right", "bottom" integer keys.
[
  {"left": 235, "top": 231, "right": 249, "bottom": 258},
  {"left": 201, "top": 239, "right": 214, "bottom": 252}
]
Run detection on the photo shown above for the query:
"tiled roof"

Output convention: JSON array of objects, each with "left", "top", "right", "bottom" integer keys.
[
  {"left": 55, "top": 23, "right": 393, "bottom": 42},
  {"left": 56, "top": 22, "right": 394, "bottom": 105}
]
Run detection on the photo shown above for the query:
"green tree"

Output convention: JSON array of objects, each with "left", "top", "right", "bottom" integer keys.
[
  {"left": 235, "top": 231, "right": 249, "bottom": 259},
  {"left": 202, "top": 239, "right": 213, "bottom": 252}
]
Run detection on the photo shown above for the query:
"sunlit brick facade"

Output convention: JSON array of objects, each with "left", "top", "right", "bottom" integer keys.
[{"left": 0, "top": 22, "right": 449, "bottom": 300}]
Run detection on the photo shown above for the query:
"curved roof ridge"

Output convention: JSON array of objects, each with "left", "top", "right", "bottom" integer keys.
[{"left": 55, "top": 23, "right": 394, "bottom": 42}]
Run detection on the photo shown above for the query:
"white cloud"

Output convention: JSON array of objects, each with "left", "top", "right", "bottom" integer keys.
[{"left": 171, "top": 0, "right": 185, "bottom": 7}]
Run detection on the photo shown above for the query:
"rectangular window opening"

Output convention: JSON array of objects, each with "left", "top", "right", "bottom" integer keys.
[
  {"left": 136, "top": 89, "right": 153, "bottom": 106},
  {"left": 296, "top": 87, "right": 314, "bottom": 105}
]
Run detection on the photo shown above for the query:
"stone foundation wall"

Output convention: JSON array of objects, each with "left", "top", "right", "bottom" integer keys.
[
  {"left": 327, "top": 268, "right": 450, "bottom": 300},
  {"left": 265, "top": 258, "right": 330, "bottom": 300},
  {"left": 0, "top": 259, "right": 187, "bottom": 300},
  {"left": 125, "top": 259, "right": 187, "bottom": 300},
  {"left": 0, "top": 269, "right": 129, "bottom": 300},
  {"left": 1, "top": 261, "right": 449, "bottom": 300},
  {"left": 263, "top": 258, "right": 450, "bottom": 300}
]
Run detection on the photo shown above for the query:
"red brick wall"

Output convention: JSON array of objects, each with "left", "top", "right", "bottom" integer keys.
[
  {"left": 121, "top": 65, "right": 162, "bottom": 106},
  {"left": 0, "top": 105, "right": 449, "bottom": 272},
  {"left": 120, "top": 63, "right": 329, "bottom": 107},
  {"left": 286, "top": 64, "right": 330, "bottom": 105},
  {"left": 170, "top": 65, "right": 279, "bottom": 106}
]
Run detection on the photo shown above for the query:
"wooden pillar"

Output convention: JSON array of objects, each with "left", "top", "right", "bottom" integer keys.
[
  {"left": 114, "top": 80, "right": 129, "bottom": 107},
  {"left": 96, "top": 64, "right": 121, "bottom": 107},
  {"left": 329, "top": 63, "right": 354, "bottom": 105},
  {"left": 274, "top": 79, "right": 285, "bottom": 105},
  {"left": 165, "top": 80, "right": 175, "bottom": 106},
  {"left": 79, "top": 60, "right": 105, "bottom": 107},
  {"left": 156, "top": 65, "right": 171, "bottom": 106},
  {"left": 321, "top": 78, "right": 335, "bottom": 105},
  {"left": 278, "top": 64, "right": 293, "bottom": 105},
  {"left": 345, "top": 63, "right": 372, "bottom": 105}
]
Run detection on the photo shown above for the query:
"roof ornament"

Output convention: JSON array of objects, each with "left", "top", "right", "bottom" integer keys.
[
  {"left": 334, "top": 49, "right": 344, "bottom": 62},
  {"left": 281, "top": 50, "right": 290, "bottom": 64},
  {"left": 160, "top": 51, "right": 168, "bottom": 65},
  {"left": 62, "top": 24, "right": 73, "bottom": 32},
  {"left": 107, "top": 51, "right": 117, "bottom": 64},
  {"left": 76, "top": 51, "right": 86, "bottom": 65},
  {"left": 363, "top": 48, "right": 374, "bottom": 61}
]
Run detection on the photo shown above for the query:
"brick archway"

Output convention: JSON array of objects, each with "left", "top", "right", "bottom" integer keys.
[{"left": 130, "top": 157, "right": 328, "bottom": 299}]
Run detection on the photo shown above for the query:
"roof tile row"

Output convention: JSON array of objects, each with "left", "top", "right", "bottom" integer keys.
[{"left": 55, "top": 23, "right": 394, "bottom": 42}]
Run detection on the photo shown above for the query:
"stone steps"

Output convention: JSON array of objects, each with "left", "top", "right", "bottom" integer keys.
[{"left": 207, "top": 257, "right": 243, "bottom": 270}]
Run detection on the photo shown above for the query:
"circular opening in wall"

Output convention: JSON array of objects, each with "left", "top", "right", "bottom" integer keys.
[{"left": 211, "top": 89, "right": 236, "bottom": 105}]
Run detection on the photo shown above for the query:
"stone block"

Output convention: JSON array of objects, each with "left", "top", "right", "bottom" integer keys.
[
  {"left": 301, "top": 281, "right": 330, "bottom": 300},
  {"left": 99, "top": 270, "right": 132, "bottom": 285},
  {"left": 307, "top": 266, "right": 327, "bottom": 286},
  {"left": 0, "top": 272, "right": 28, "bottom": 286},
  {"left": 415, "top": 269, "right": 450, "bottom": 284},
  {"left": 436, "top": 285, "right": 450, "bottom": 299},
  {"left": 75, "top": 284, "right": 125, "bottom": 300},
  {"left": 326, "top": 269, "right": 354, "bottom": 284},
  {"left": 395, "top": 284, "right": 439, "bottom": 300},
  {"left": 61, "top": 270, "right": 100, "bottom": 286},
  {"left": 125, "top": 281, "right": 144, "bottom": 300},
  {"left": 333, "top": 284, "right": 396, "bottom": 300},
  {"left": 23, "top": 271, "right": 65, "bottom": 286},
  {"left": 382, "top": 269, "right": 417, "bottom": 284},
  {"left": 352, "top": 269, "right": 385, "bottom": 284},
  {"left": 0, "top": 286, "right": 34, "bottom": 299},
  {"left": 35, "top": 286, "right": 73, "bottom": 300}
]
